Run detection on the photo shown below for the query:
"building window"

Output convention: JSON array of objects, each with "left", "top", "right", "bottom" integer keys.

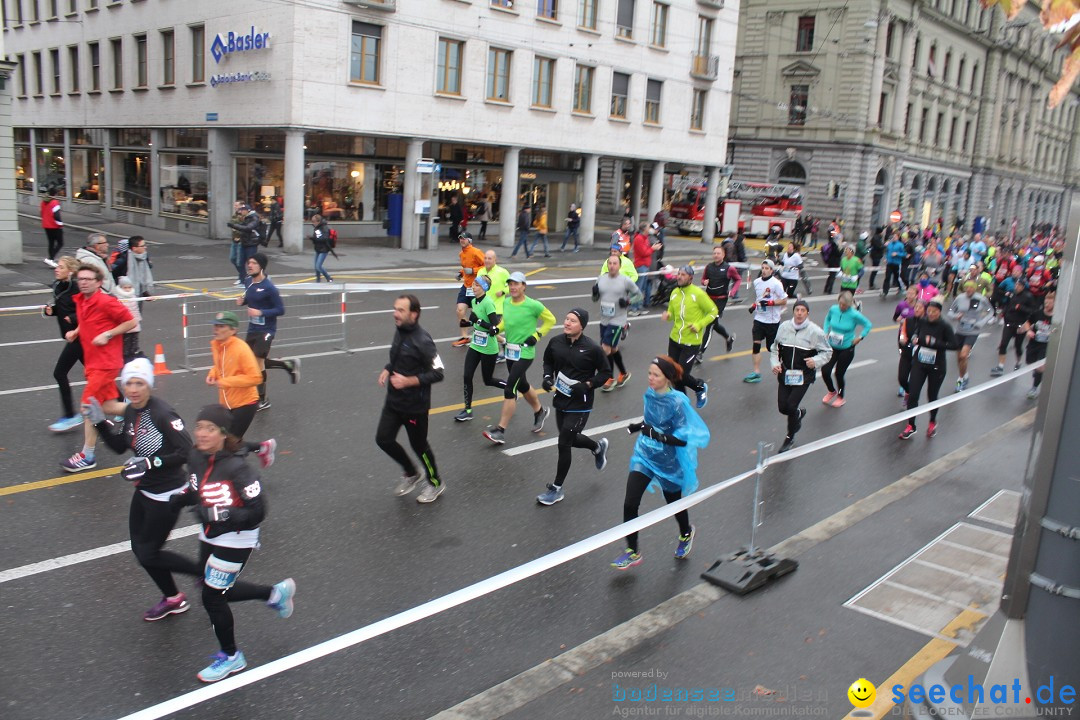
[
  {"left": 46, "top": 0, "right": 57, "bottom": 18},
  {"left": 71, "top": 147, "right": 104, "bottom": 202},
  {"left": 190, "top": 24, "right": 205, "bottom": 83},
  {"left": 487, "top": 47, "right": 511, "bottom": 101},
  {"left": 29, "top": 0, "right": 39, "bottom": 22},
  {"left": 532, "top": 56, "right": 554, "bottom": 107},
  {"left": 88, "top": 41, "right": 100, "bottom": 91},
  {"left": 436, "top": 38, "right": 464, "bottom": 95},
  {"left": 134, "top": 34, "right": 147, "bottom": 88},
  {"left": 161, "top": 29, "right": 175, "bottom": 86},
  {"left": 490, "top": 0, "right": 512, "bottom": 7},
  {"left": 573, "top": 64, "right": 594, "bottom": 112},
  {"left": 919, "top": 107, "right": 929, "bottom": 142},
  {"left": 110, "top": 37, "right": 122, "bottom": 89},
  {"left": 616, "top": 0, "right": 635, "bottom": 40},
  {"left": 610, "top": 70, "right": 629, "bottom": 118},
  {"left": 927, "top": 44, "right": 936, "bottom": 78},
  {"left": 970, "top": 62, "right": 978, "bottom": 92},
  {"left": 649, "top": 2, "right": 667, "bottom": 47},
  {"left": 578, "top": 0, "right": 597, "bottom": 29},
  {"left": 644, "top": 78, "right": 662, "bottom": 124},
  {"left": 15, "top": 54, "right": 27, "bottom": 97},
  {"left": 37, "top": 145, "right": 65, "bottom": 196},
  {"left": 963, "top": 120, "right": 971, "bottom": 152},
  {"left": 943, "top": 51, "right": 951, "bottom": 83},
  {"left": 934, "top": 111, "right": 944, "bottom": 145},
  {"left": 350, "top": 22, "right": 382, "bottom": 84},
  {"left": 67, "top": 0, "right": 76, "bottom": 13},
  {"left": 788, "top": 84, "right": 807, "bottom": 125},
  {"left": 32, "top": 51, "right": 43, "bottom": 95},
  {"left": 904, "top": 103, "right": 912, "bottom": 135},
  {"left": 49, "top": 48, "right": 61, "bottom": 94},
  {"left": 949, "top": 116, "right": 958, "bottom": 149},
  {"left": 695, "top": 15, "right": 713, "bottom": 55},
  {"left": 537, "top": 0, "right": 556, "bottom": 21},
  {"left": 67, "top": 45, "right": 79, "bottom": 92},
  {"left": 877, "top": 92, "right": 887, "bottom": 128},
  {"left": 957, "top": 58, "right": 966, "bottom": 89},
  {"left": 885, "top": 21, "right": 894, "bottom": 58},
  {"left": 690, "top": 88, "right": 706, "bottom": 130},
  {"left": 87, "top": 0, "right": 97, "bottom": 8},
  {"left": 13, "top": 0, "right": 23, "bottom": 23},
  {"left": 796, "top": 16, "right": 814, "bottom": 52}
]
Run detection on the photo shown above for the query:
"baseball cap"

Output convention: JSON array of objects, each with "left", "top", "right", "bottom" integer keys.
[
  {"left": 761, "top": 259, "right": 775, "bottom": 270},
  {"left": 508, "top": 271, "right": 527, "bottom": 284},
  {"left": 213, "top": 310, "right": 240, "bottom": 328}
]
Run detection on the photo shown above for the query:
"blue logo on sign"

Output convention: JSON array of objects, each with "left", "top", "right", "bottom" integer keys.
[{"left": 211, "top": 27, "right": 271, "bottom": 64}]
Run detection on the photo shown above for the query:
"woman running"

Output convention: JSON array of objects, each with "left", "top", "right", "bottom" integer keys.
[
  {"left": 838, "top": 245, "right": 863, "bottom": 295},
  {"left": 820, "top": 291, "right": 872, "bottom": 408},
  {"left": 84, "top": 358, "right": 199, "bottom": 621},
  {"left": 1024, "top": 289, "right": 1055, "bottom": 399},
  {"left": 171, "top": 404, "right": 296, "bottom": 683},
  {"left": 899, "top": 297, "right": 960, "bottom": 440},
  {"left": 44, "top": 256, "right": 85, "bottom": 433},
  {"left": 779, "top": 242, "right": 803, "bottom": 298},
  {"left": 612, "top": 356, "right": 710, "bottom": 570}
]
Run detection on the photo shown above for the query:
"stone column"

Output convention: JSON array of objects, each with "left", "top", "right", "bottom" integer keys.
[
  {"left": 701, "top": 166, "right": 720, "bottom": 243},
  {"left": 647, "top": 160, "right": 665, "bottom": 222},
  {"left": 62, "top": 129, "right": 73, "bottom": 202},
  {"left": 580, "top": 153, "right": 599, "bottom": 247},
  {"left": 0, "top": 61, "right": 22, "bottom": 264},
  {"left": 283, "top": 129, "right": 305, "bottom": 254},
  {"left": 630, "top": 161, "right": 644, "bottom": 223},
  {"left": 207, "top": 128, "right": 236, "bottom": 240},
  {"left": 892, "top": 20, "right": 916, "bottom": 134},
  {"left": 868, "top": 17, "right": 889, "bottom": 127},
  {"left": 149, "top": 128, "right": 163, "bottom": 219},
  {"left": 401, "top": 138, "right": 423, "bottom": 250},
  {"left": 498, "top": 146, "right": 520, "bottom": 249}
]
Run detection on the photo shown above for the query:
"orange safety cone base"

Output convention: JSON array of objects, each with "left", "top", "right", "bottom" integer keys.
[{"left": 152, "top": 343, "right": 173, "bottom": 375}]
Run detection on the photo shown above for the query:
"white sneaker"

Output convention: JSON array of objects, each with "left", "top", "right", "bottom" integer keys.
[{"left": 43, "top": 258, "right": 58, "bottom": 268}]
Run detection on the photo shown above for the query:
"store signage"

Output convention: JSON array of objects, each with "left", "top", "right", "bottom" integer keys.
[
  {"left": 211, "top": 27, "right": 271, "bottom": 64},
  {"left": 206, "top": 112, "right": 219, "bottom": 121},
  {"left": 416, "top": 159, "right": 436, "bottom": 174},
  {"left": 210, "top": 71, "right": 272, "bottom": 87}
]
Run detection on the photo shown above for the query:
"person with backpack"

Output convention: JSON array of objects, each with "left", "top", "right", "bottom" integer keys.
[
  {"left": 821, "top": 233, "right": 841, "bottom": 295},
  {"left": 227, "top": 205, "right": 264, "bottom": 285},
  {"left": 311, "top": 214, "right": 334, "bottom": 283},
  {"left": 267, "top": 199, "right": 284, "bottom": 247}
]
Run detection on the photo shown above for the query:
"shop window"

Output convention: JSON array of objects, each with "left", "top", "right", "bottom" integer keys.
[
  {"left": 235, "top": 157, "right": 284, "bottom": 217},
  {"left": 307, "top": 161, "right": 371, "bottom": 222},
  {"left": 578, "top": 0, "right": 597, "bottom": 30},
  {"left": 38, "top": 147, "right": 66, "bottom": 195},
  {"left": 350, "top": 21, "right": 382, "bottom": 85},
  {"left": 610, "top": 71, "right": 629, "bottom": 119},
  {"left": 436, "top": 37, "right": 464, "bottom": 95},
  {"left": 190, "top": 24, "right": 205, "bottom": 83},
  {"left": 160, "top": 153, "right": 208, "bottom": 218},
  {"left": 115, "top": 128, "right": 151, "bottom": 146},
  {"left": 161, "top": 29, "right": 174, "bottom": 86},
  {"left": 532, "top": 56, "right": 554, "bottom": 108},
  {"left": 72, "top": 128, "right": 107, "bottom": 145},
  {"left": 88, "top": 41, "right": 100, "bottom": 92},
  {"left": 112, "top": 151, "right": 152, "bottom": 210},
  {"left": 796, "top": 16, "right": 814, "bottom": 52},
  {"left": 788, "top": 84, "right": 807, "bottom": 125},
  {"left": 690, "top": 88, "right": 706, "bottom": 131},
  {"left": 648, "top": 2, "right": 666, "bottom": 47},
  {"left": 236, "top": 131, "right": 285, "bottom": 153},
  {"left": 71, "top": 148, "right": 103, "bottom": 201},
  {"left": 644, "top": 78, "right": 662, "bottom": 124},
  {"left": 573, "top": 64, "right": 594, "bottom": 113},
  {"left": 15, "top": 146, "right": 32, "bottom": 192},
  {"left": 487, "top": 47, "right": 511, "bottom": 101}
]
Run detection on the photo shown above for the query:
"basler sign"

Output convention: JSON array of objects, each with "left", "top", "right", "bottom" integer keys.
[{"left": 211, "top": 26, "right": 271, "bottom": 63}]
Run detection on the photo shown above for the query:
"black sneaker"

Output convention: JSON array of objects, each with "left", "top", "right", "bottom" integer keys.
[
  {"left": 594, "top": 438, "right": 609, "bottom": 471},
  {"left": 779, "top": 436, "right": 794, "bottom": 453},
  {"left": 726, "top": 333, "right": 736, "bottom": 353},
  {"left": 454, "top": 409, "right": 473, "bottom": 422},
  {"left": 287, "top": 359, "right": 301, "bottom": 384},
  {"left": 532, "top": 406, "right": 551, "bottom": 433}
]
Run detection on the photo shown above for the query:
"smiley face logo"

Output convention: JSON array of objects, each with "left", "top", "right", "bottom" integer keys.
[{"left": 848, "top": 678, "right": 876, "bottom": 708}]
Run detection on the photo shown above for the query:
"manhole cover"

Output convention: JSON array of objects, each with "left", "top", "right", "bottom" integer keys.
[{"left": 177, "top": 255, "right": 206, "bottom": 260}]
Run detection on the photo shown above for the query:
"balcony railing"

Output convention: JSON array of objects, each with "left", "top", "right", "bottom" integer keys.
[
  {"left": 691, "top": 54, "right": 719, "bottom": 81},
  {"left": 342, "top": 0, "right": 396, "bottom": 10}
]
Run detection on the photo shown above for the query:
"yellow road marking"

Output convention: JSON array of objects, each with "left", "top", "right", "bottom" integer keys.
[
  {"left": 0, "top": 465, "right": 120, "bottom": 496},
  {"left": 525, "top": 267, "right": 546, "bottom": 276},
  {"left": 842, "top": 608, "right": 988, "bottom": 719},
  {"left": 430, "top": 388, "right": 551, "bottom": 416},
  {"left": 164, "top": 283, "right": 198, "bottom": 292}
]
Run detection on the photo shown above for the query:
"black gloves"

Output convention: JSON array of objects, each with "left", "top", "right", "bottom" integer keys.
[
  {"left": 592, "top": 283, "right": 600, "bottom": 302},
  {"left": 618, "top": 298, "right": 629, "bottom": 308},
  {"left": 523, "top": 335, "right": 538, "bottom": 347},
  {"left": 459, "top": 319, "right": 473, "bottom": 328},
  {"left": 168, "top": 491, "right": 195, "bottom": 513},
  {"left": 468, "top": 312, "right": 479, "bottom": 323},
  {"left": 542, "top": 376, "right": 555, "bottom": 392},
  {"left": 568, "top": 382, "right": 587, "bottom": 398},
  {"left": 627, "top": 421, "right": 645, "bottom": 434},
  {"left": 121, "top": 457, "right": 152, "bottom": 482}
]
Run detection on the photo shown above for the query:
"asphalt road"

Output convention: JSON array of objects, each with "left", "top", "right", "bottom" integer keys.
[{"left": 0, "top": 223, "right": 1041, "bottom": 720}]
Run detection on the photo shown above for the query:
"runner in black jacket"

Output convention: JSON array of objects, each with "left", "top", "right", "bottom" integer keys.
[
  {"left": 992, "top": 279, "right": 1039, "bottom": 376},
  {"left": 377, "top": 294, "right": 447, "bottom": 503},
  {"left": 86, "top": 358, "right": 200, "bottom": 621},
  {"left": 44, "top": 256, "right": 85, "bottom": 432},
  {"left": 537, "top": 308, "right": 612, "bottom": 505},
  {"left": 899, "top": 298, "right": 961, "bottom": 439}
]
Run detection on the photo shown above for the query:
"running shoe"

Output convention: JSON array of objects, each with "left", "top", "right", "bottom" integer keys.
[
  {"left": 451, "top": 338, "right": 470, "bottom": 347},
  {"left": 898, "top": 424, "right": 916, "bottom": 440},
  {"left": 256, "top": 439, "right": 277, "bottom": 469},
  {"left": 454, "top": 409, "right": 473, "bottom": 422},
  {"left": 286, "top": 359, "right": 301, "bottom": 384},
  {"left": 483, "top": 427, "right": 506, "bottom": 445},
  {"left": 43, "top": 258, "right": 58, "bottom": 268},
  {"left": 695, "top": 383, "right": 708, "bottom": 409},
  {"left": 926, "top": 422, "right": 937, "bottom": 438},
  {"left": 600, "top": 378, "right": 617, "bottom": 393},
  {"left": 674, "top": 527, "right": 696, "bottom": 560},
  {"left": 822, "top": 391, "right": 838, "bottom": 405},
  {"left": 393, "top": 473, "right": 423, "bottom": 496},
  {"left": 830, "top": 396, "right": 846, "bottom": 408},
  {"left": 49, "top": 415, "right": 83, "bottom": 433},
  {"left": 1027, "top": 387, "right": 1040, "bottom": 399},
  {"left": 60, "top": 451, "right": 96, "bottom": 472},
  {"left": 1013, "top": 362, "right": 1022, "bottom": 371},
  {"left": 990, "top": 365, "right": 1005, "bottom": 377},
  {"left": 897, "top": 385, "right": 905, "bottom": 397},
  {"left": 532, "top": 406, "right": 550, "bottom": 433},
  {"left": 257, "top": 399, "right": 272, "bottom": 412},
  {"left": 268, "top": 578, "right": 296, "bottom": 619},
  {"left": 955, "top": 377, "right": 967, "bottom": 393},
  {"left": 779, "top": 436, "right": 795, "bottom": 453},
  {"left": 743, "top": 372, "right": 762, "bottom": 383},
  {"left": 496, "top": 354, "right": 506, "bottom": 364},
  {"left": 611, "top": 549, "right": 642, "bottom": 570},
  {"left": 616, "top": 372, "right": 632, "bottom": 388},
  {"left": 536, "top": 483, "right": 565, "bottom": 506},
  {"left": 197, "top": 651, "right": 247, "bottom": 683},
  {"left": 594, "top": 438, "right": 609, "bottom": 471},
  {"left": 144, "top": 593, "right": 190, "bottom": 622},
  {"left": 798, "top": 407, "right": 807, "bottom": 423},
  {"left": 417, "top": 482, "right": 444, "bottom": 503},
  {"left": 726, "top": 333, "right": 736, "bottom": 353}
]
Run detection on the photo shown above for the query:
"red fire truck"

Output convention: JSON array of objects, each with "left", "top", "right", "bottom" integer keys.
[{"left": 668, "top": 179, "right": 803, "bottom": 237}]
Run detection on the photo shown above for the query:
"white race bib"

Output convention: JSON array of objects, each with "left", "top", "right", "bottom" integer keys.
[
  {"left": 465, "top": 285, "right": 475, "bottom": 297},
  {"left": 841, "top": 274, "right": 858, "bottom": 284},
  {"left": 784, "top": 369, "right": 804, "bottom": 386},
  {"left": 250, "top": 315, "right": 265, "bottom": 326},
  {"left": 505, "top": 343, "right": 521, "bottom": 361},
  {"left": 471, "top": 329, "right": 489, "bottom": 347},
  {"left": 828, "top": 331, "right": 846, "bottom": 347},
  {"left": 1035, "top": 321, "right": 1051, "bottom": 343},
  {"left": 555, "top": 371, "right": 575, "bottom": 396},
  {"left": 917, "top": 347, "right": 938, "bottom": 364},
  {"left": 600, "top": 301, "right": 616, "bottom": 318}
]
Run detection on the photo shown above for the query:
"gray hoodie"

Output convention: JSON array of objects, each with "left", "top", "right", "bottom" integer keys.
[{"left": 947, "top": 292, "right": 992, "bottom": 334}]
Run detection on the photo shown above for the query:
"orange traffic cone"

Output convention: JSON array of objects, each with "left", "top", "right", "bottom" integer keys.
[{"left": 152, "top": 343, "right": 173, "bottom": 375}]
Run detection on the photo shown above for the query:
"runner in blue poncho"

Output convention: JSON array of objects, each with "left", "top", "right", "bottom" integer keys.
[{"left": 612, "top": 355, "right": 711, "bottom": 570}]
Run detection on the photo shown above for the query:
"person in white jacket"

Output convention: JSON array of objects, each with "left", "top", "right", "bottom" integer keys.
[{"left": 771, "top": 299, "right": 832, "bottom": 453}]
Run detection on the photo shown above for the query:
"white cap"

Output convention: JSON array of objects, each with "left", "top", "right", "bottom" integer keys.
[{"left": 859, "top": 231, "right": 869, "bottom": 240}]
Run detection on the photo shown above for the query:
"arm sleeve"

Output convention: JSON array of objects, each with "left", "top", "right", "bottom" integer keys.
[
  {"left": 214, "top": 350, "right": 263, "bottom": 389},
  {"left": 812, "top": 331, "right": 834, "bottom": 367},
  {"left": 414, "top": 333, "right": 445, "bottom": 386},
  {"left": 590, "top": 345, "right": 613, "bottom": 388},
  {"left": 261, "top": 286, "right": 286, "bottom": 319},
  {"left": 823, "top": 308, "right": 833, "bottom": 334},
  {"left": 536, "top": 305, "right": 557, "bottom": 339},
  {"left": 696, "top": 289, "right": 718, "bottom": 327},
  {"left": 542, "top": 339, "right": 555, "bottom": 379},
  {"left": 855, "top": 310, "right": 873, "bottom": 338},
  {"left": 96, "top": 419, "right": 131, "bottom": 453},
  {"left": 223, "top": 463, "right": 266, "bottom": 531},
  {"left": 155, "top": 407, "right": 194, "bottom": 469},
  {"left": 770, "top": 333, "right": 782, "bottom": 369},
  {"left": 728, "top": 266, "right": 743, "bottom": 297},
  {"left": 625, "top": 277, "right": 643, "bottom": 306}
]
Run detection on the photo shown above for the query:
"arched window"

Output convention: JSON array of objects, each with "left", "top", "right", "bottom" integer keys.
[
  {"left": 911, "top": 174, "right": 922, "bottom": 191},
  {"left": 777, "top": 161, "right": 807, "bottom": 185}
]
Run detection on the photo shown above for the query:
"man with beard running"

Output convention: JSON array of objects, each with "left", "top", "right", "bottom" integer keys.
[
  {"left": 661, "top": 266, "right": 717, "bottom": 409},
  {"left": 700, "top": 244, "right": 742, "bottom": 354}
]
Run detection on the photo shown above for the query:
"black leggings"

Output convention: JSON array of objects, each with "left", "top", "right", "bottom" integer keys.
[
  {"left": 503, "top": 357, "right": 533, "bottom": 398},
  {"left": 821, "top": 347, "right": 855, "bottom": 396},
  {"left": 229, "top": 402, "right": 261, "bottom": 453},
  {"left": 883, "top": 264, "right": 904, "bottom": 294},
  {"left": 463, "top": 349, "right": 506, "bottom": 409},
  {"left": 375, "top": 405, "right": 441, "bottom": 485},
  {"left": 700, "top": 297, "right": 729, "bottom": 352},
  {"left": 199, "top": 542, "right": 272, "bottom": 656},
  {"left": 129, "top": 492, "right": 201, "bottom": 597},
  {"left": 54, "top": 339, "right": 84, "bottom": 418},
  {"left": 907, "top": 363, "right": 945, "bottom": 428},
  {"left": 781, "top": 277, "right": 799, "bottom": 298},
  {"left": 622, "top": 470, "right": 690, "bottom": 554},
  {"left": 998, "top": 324, "right": 1025, "bottom": 360},
  {"left": 1027, "top": 341, "right": 1047, "bottom": 387},
  {"left": 898, "top": 346, "right": 913, "bottom": 392},
  {"left": 553, "top": 410, "right": 599, "bottom": 488},
  {"left": 666, "top": 339, "right": 705, "bottom": 395},
  {"left": 776, "top": 376, "right": 811, "bottom": 437},
  {"left": 46, "top": 227, "right": 64, "bottom": 260}
]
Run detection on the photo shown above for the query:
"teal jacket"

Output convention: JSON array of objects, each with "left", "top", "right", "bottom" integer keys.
[{"left": 823, "top": 305, "right": 872, "bottom": 350}]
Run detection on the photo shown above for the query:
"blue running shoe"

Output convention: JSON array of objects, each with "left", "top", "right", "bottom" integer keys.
[
  {"left": 49, "top": 415, "right": 83, "bottom": 433},
  {"left": 696, "top": 383, "right": 708, "bottom": 409},
  {"left": 536, "top": 483, "right": 565, "bottom": 506},
  {"left": 675, "top": 527, "right": 696, "bottom": 559},
  {"left": 743, "top": 372, "right": 762, "bottom": 383},
  {"left": 269, "top": 578, "right": 296, "bottom": 619},
  {"left": 611, "top": 549, "right": 642, "bottom": 570},
  {"left": 197, "top": 650, "right": 247, "bottom": 683}
]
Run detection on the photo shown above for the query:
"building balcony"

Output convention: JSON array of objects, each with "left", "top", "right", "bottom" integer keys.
[
  {"left": 697, "top": 0, "right": 724, "bottom": 8},
  {"left": 342, "top": 0, "right": 395, "bottom": 10},
  {"left": 691, "top": 54, "right": 719, "bottom": 81}
]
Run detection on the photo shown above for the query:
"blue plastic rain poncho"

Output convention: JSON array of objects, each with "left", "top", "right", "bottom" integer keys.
[{"left": 629, "top": 387, "right": 711, "bottom": 495}]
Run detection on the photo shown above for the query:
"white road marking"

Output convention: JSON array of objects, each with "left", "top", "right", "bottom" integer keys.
[
  {"left": 0, "top": 337, "right": 64, "bottom": 348},
  {"left": 501, "top": 416, "right": 644, "bottom": 456},
  {"left": 298, "top": 306, "right": 439, "bottom": 321}
]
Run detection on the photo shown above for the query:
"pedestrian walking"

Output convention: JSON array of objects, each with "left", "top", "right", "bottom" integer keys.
[
  {"left": 474, "top": 194, "right": 492, "bottom": 242},
  {"left": 110, "top": 236, "right": 154, "bottom": 298},
  {"left": 44, "top": 256, "right": 85, "bottom": 433},
  {"left": 238, "top": 253, "right": 301, "bottom": 411},
  {"left": 228, "top": 205, "right": 265, "bottom": 284},
  {"left": 560, "top": 203, "right": 581, "bottom": 252},
  {"left": 76, "top": 233, "right": 116, "bottom": 295},
  {"left": 311, "top": 214, "right": 334, "bottom": 283},
  {"left": 41, "top": 190, "right": 64, "bottom": 266},
  {"left": 511, "top": 204, "right": 532, "bottom": 259},
  {"left": 447, "top": 193, "right": 464, "bottom": 242},
  {"left": 528, "top": 204, "right": 551, "bottom": 257},
  {"left": 267, "top": 198, "right": 284, "bottom": 247}
]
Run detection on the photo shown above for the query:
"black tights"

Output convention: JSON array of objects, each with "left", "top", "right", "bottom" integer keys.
[
  {"left": 54, "top": 339, "right": 84, "bottom": 418},
  {"left": 129, "top": 492, "right": 201, "bottom": 597},
  {"left": 608, "top": 350, "right": 627, "bottom": 374},
  {"left": 776, "top": 377, "right": 811, "bottom": 437},
  {"left": 622, "top": 470, "right": 690, "bottom": 553},
  {"left": 821, "top": 347, "right": 855, "bottom": 396},
  {"left": 229, "top": 403, "right": 261, "bottom": 453},
  {"left": 666, "top": 339, "right": 705, "bottom": 396},
  {"left": 898, "top": 347, "right": 913, "bottom": 393},
  {"left": 553, "top": 410, "right": 599, "bottom": 488},
  {"left": 199, "top": 543, "right": 271, "bottom": 656},
  {"left": 375, "top": 406, "right": 441, "bottom": 485},
  {"left": 907, "top": 363, "right": 945, "bottom": 428},
  {"left": 463, "top": 349, "right": 505, "bottom": 409}
]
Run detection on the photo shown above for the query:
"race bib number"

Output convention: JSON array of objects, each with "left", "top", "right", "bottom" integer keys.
[
  {"left": 465, "top": 285, "right": 475, "bottom": 297},
  {"left": 471, "top": 329, "right": 489, "bottom": 347},
  {"left": 841, "top": 274, "right": 858, "bottom": 284},
  {"left": 828, "top": 331, "right": 845, "bottom": 347},
  {"left": 250, "top": 315, "right": 265, "bottom": 326},
  {"left": 784, "top": 369, "right": 804, "bottom": 386},
  {"left": 1035, "top": 322, "right": 1051, "bottom": 343},
  {"left": 204, "top": 555, "right": 244, "bottom": 590},
  {"left": 600, "top": 301, "right": 616, "bottom": 318},
  {"left": 959, "top": 319, "right": 976, "bottom": 333},
  {"left": 505, "top": 343, "right": 522, "bottom": 362},
  {"left": 555, "top": 371, "right": 575, "bottom": 396},
  {"left": 917, "top": 347, "right": 938, "bottom": 364}
]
